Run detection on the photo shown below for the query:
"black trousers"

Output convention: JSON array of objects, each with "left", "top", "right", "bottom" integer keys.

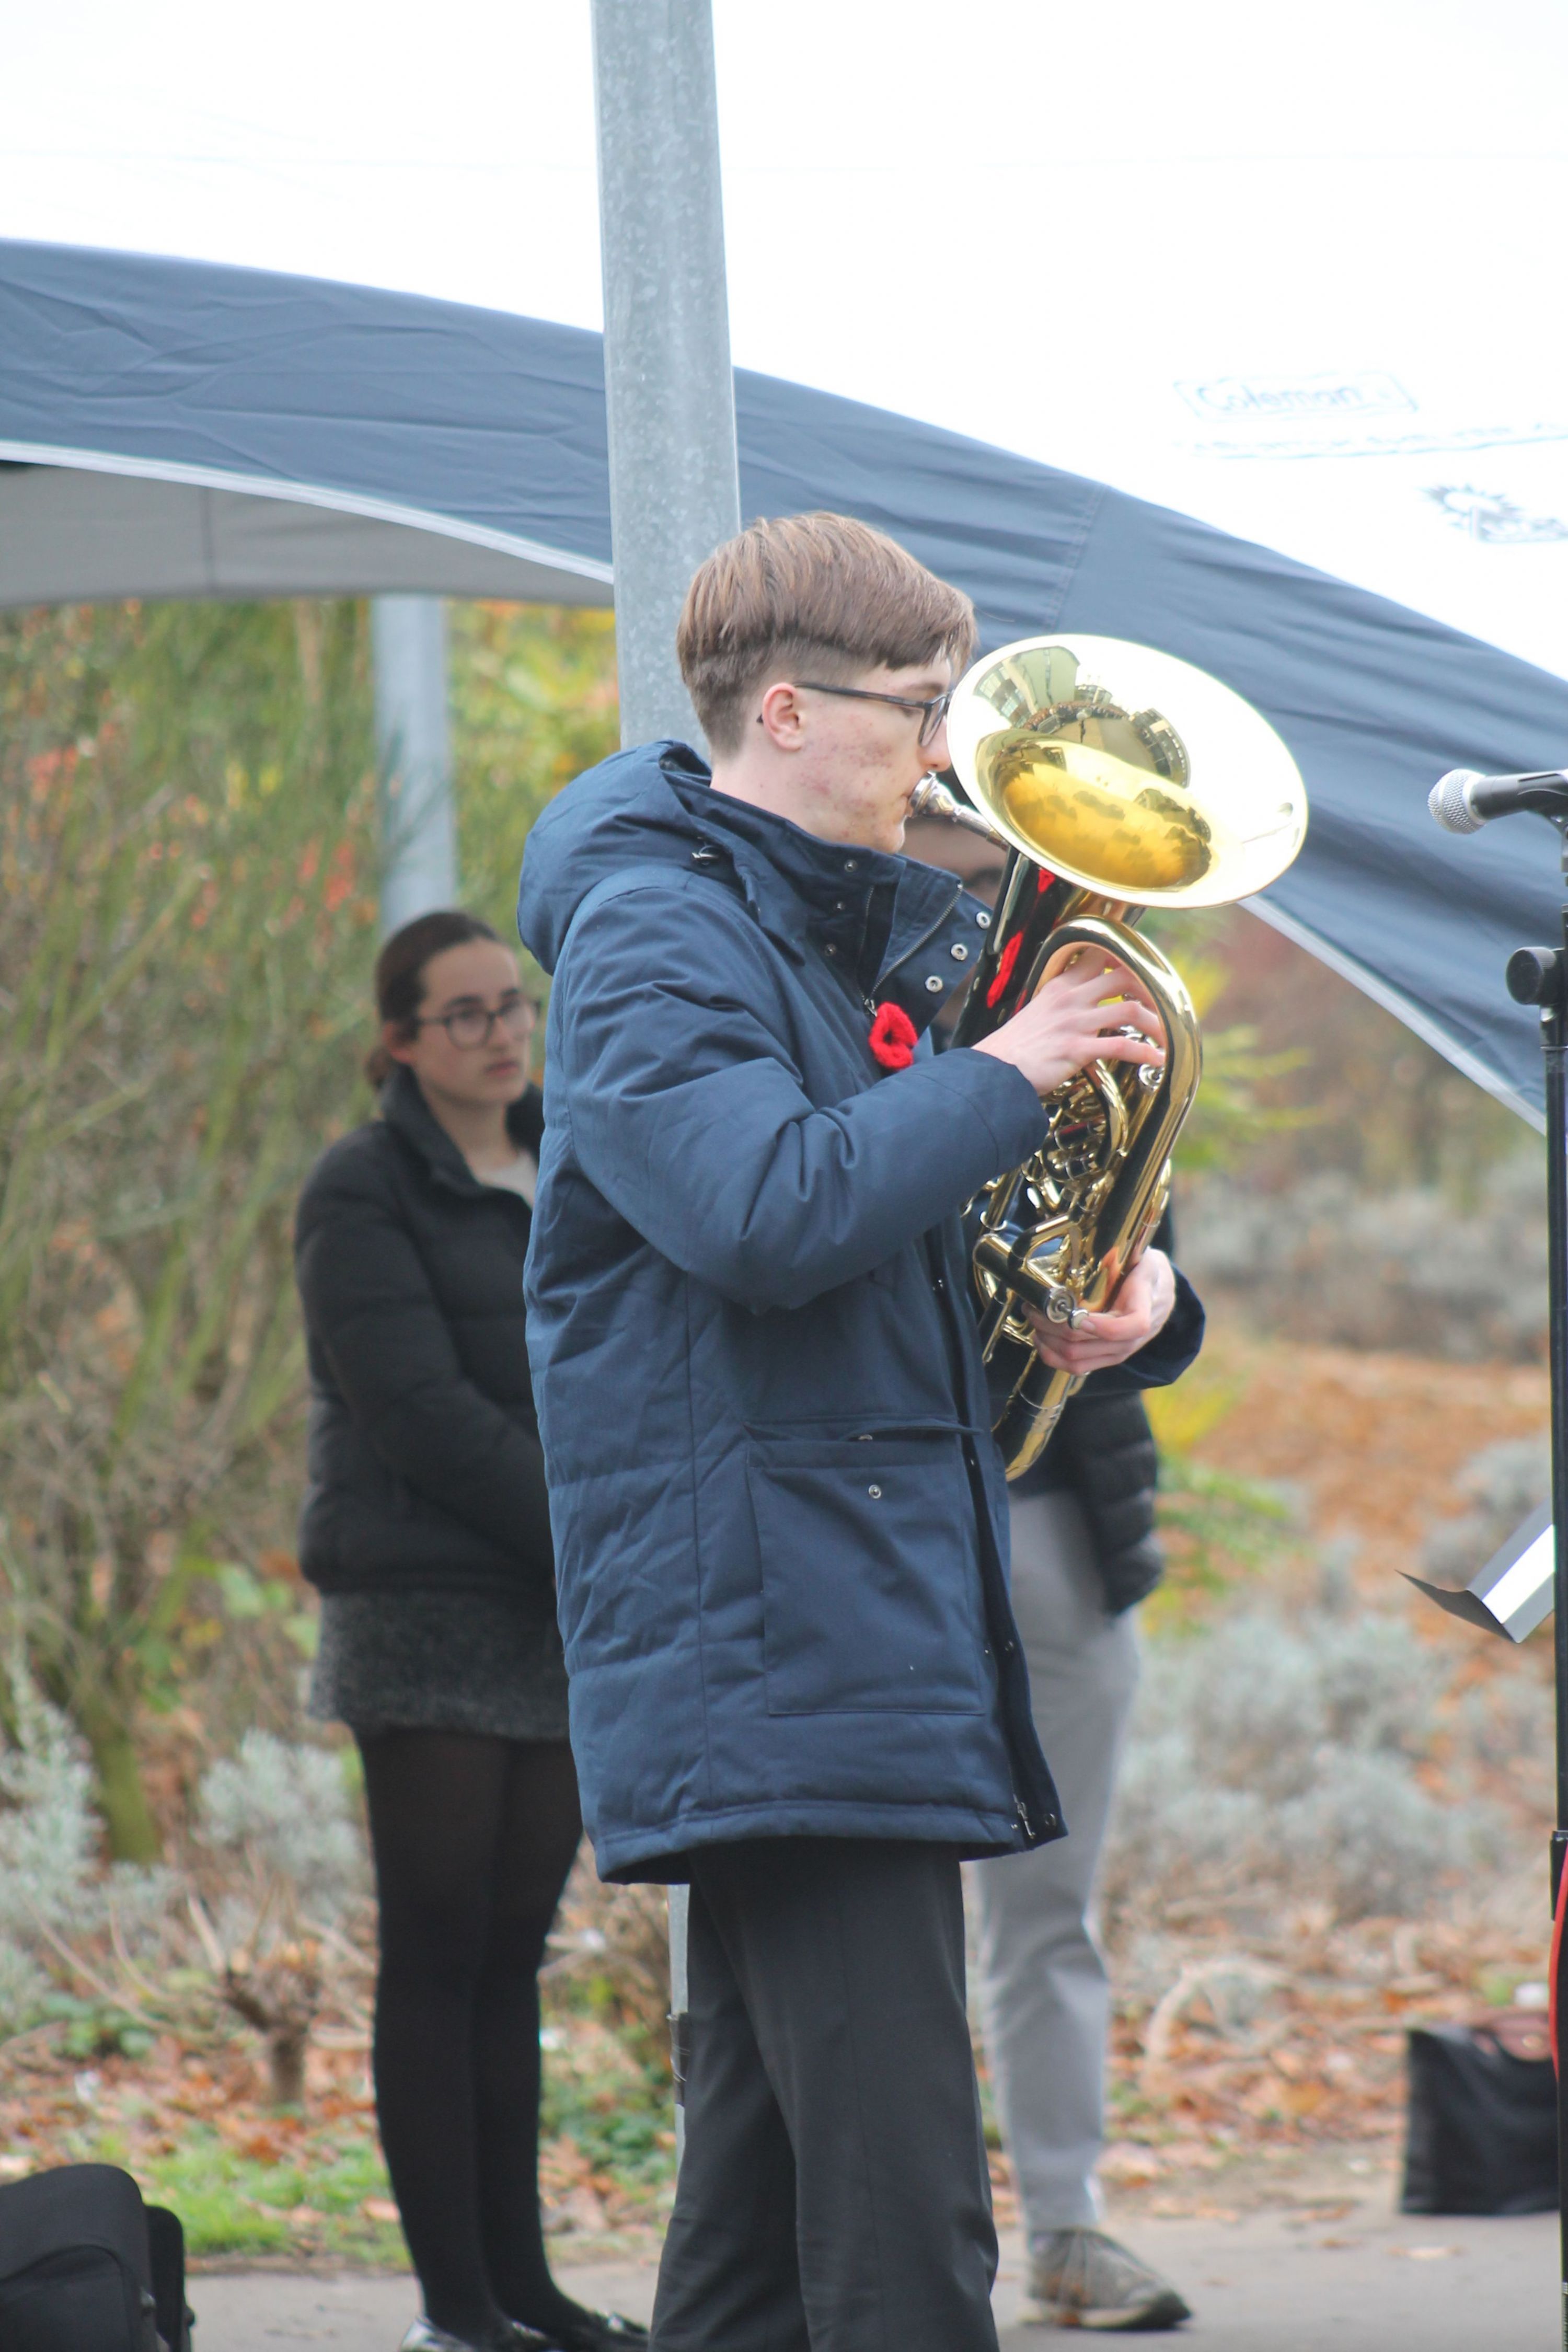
[{"left": 651, "top": 1839, "right": 999, "bottom": 2352}]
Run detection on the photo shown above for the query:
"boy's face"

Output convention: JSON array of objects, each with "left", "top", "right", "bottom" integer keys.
[{"left": 758, "top": 659, "right": 955, "bottom": 854}]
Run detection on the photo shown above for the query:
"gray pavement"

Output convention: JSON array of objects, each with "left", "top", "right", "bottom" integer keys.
[{"left": 188, "top": 2208, "right": 1560, "bottom": 2348}]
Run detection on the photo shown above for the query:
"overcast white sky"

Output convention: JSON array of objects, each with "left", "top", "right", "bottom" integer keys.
[{"left": 5, "top": 0, "right": 1566, "bottom": 675}]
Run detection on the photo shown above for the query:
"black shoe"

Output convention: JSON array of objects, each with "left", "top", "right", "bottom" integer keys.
[
  {"left": 401, "top": 2322, "right": 552, "bottom": 2352},
  {"left": 530, "top": 2315, "right": 649, "bottom": 2351}
]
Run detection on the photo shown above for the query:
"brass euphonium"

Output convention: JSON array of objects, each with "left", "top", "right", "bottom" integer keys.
[{"left": 913, "top": 635, "right": 1307, "bottom": 1479}]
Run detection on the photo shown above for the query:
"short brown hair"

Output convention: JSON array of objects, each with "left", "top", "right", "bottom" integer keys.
[{"left": 677, "top": 512, "right": 977, "bottom": 756}]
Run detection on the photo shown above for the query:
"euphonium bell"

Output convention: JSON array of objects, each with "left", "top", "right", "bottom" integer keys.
[{"left": 916, "top": 634, "right": 1307, "bottom": 1479}]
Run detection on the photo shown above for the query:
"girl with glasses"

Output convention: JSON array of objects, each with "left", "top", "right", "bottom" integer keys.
[{"left": 295, "top": 910, "right": 644, "bottom": 2352}]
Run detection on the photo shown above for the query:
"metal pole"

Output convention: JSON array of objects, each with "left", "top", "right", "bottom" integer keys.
[
  {"left": 1546, "top": 919, "right": 1568, "bottom": 2352},
  {"left": 1503, "top": 871, "right": 1568, "bottom": 2346},
  {"left": 372, "top": 595, "right": 458, "bottom": 935},
  {"left": 591, "top": 0, "right": 742, "bottom": 2150},
  {"left": 1547, "top": 933, "right": 1568, "bottom": 1868},
  {"left": 591, "top": 0, "right": 742, "bottom": 752}
]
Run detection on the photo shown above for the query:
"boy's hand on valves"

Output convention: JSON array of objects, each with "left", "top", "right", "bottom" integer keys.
[
  {"left": 1025, "top": 1248, "right": 1177, "bottom": 1375},
  {"left": 972, "top": 950, "right": 1165, "bottom": 1098}
]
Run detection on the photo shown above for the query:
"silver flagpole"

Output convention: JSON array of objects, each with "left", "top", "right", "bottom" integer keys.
[{"left": 590, "top": 0, "right": 742, "bottom": 2155}]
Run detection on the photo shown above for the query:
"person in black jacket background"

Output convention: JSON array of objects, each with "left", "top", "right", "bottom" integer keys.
[{"left": 295, "top": 910, "right": 643, "bottom": 2352}]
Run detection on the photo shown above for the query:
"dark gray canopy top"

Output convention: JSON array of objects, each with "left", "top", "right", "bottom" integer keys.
[{"left": 4, "top": 237, "right": 1566, "bottom": 1122}]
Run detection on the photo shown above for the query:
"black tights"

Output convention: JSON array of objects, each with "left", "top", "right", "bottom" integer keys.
[{"left": 358, "top": 1730, "right": 586, "bottom": 2344}]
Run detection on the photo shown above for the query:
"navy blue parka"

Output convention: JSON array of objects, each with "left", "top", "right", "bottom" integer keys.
[{"left": 518, "top": 741, "right": 1201, "bottom": 1883}]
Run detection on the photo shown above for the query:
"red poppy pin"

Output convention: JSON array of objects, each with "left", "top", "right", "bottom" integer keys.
[{"left": 868, "top": 1001, "right": 918, "bottom": 1071}]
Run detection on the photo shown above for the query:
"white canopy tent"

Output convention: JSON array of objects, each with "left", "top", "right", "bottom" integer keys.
[
  {"left": 0, "top": 458, "right": 611, "bottom": 608},
  {"left": 4, "top": 1, "right": 1568, "bottom": 1114},
  {"left": 5, "top": 0, "right": 1564, "bottom": 679}
]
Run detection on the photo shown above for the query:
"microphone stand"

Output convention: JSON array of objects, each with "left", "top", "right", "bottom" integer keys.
[{"left": 1501, "top": 826, "right": 1568, "bottom": 2348}]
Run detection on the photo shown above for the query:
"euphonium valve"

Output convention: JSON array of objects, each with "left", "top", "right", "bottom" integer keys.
[{"left": 932, "top": 635, "right": 1307, "bottom": 1479}]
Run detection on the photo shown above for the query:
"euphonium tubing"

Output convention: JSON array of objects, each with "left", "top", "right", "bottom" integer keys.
[{"left": 925, "top": 635, "right": 1306, "bottom": 1478}]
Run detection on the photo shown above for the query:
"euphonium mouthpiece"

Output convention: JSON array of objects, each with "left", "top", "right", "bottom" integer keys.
[{"left": 909, "top": 775, "right": 1008, "bottom": 847}]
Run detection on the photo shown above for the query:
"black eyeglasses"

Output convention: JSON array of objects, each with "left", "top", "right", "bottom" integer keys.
[
  {"left": 416, "top": 993, "right": 535, "bottom": 1050},
  {"left": 791, "top": 681, "right": 956, "bottom": 747}
]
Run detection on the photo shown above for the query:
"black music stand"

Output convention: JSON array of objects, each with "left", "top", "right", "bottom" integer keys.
[{"left": 1496, "top": 846, "right": 1568, "bottom": 2348}]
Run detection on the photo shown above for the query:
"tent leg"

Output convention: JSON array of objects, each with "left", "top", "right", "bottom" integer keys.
[{"left": 373, "top": 594, "right": 457, "bottom": 936}]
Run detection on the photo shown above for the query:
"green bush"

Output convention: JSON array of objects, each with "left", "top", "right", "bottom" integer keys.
[
  {"left": 0, "top": 598, "right": 619, "bottom": 1853},
  {"left": 0, "top": 601, "right": 381, "bottom": 1854}
]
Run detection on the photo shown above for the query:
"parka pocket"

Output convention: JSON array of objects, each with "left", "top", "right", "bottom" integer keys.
[{"left": 746, "top": 1430, "right": 988, "bottom": 1715}]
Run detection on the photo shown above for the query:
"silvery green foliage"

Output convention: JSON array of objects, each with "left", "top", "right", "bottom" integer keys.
[
  {"left": 198, "top": 1733, "right": 364, "bottom": 1922},
  {"left": 1456, "top": 1668, "right": 1553, "bottom": 1770},
  {"left": 0, "top": 1680, "right": 170, "bottom": 2028},
  {"left": 1463, "top": 1437, "right": 1555, "bottom": 1523},
  {"left": 1179, "top": 1158, "right": 1547, "bottom": 1361},
  {"left": 0, "top": 1940, "right": 47, "bottom": 2034},
  {"left": 1106, "top": 1609, "right": 1497, "bottom": 1923},
  {"left": 1283, "top": 1748, "right": 1469, "bottom": 1921},
  {"left": 0, "top": 1687, "right": 100, "bottom": 1942},
  {"left": 1421, "top": 1436, "right": 1552, "bottom": 1592}
]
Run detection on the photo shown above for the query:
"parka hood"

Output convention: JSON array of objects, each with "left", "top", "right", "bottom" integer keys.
[{"left": 517, "top": 739, "right": 714, "bottom": 979}]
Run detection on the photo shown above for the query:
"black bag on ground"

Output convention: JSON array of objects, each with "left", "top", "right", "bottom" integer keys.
[
  {"left": 0, "top": 2162, "right": 192, "bottom": 2350},
  {"left": 145, "top": 2202, "right": 192, "bottom": 2352},
  {"left": 1402, "top": 2014, "right": 1558, "bottom": 2216}
]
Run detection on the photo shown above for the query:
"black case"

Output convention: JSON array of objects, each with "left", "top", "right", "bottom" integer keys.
[
  {"left": 0, "top": 2163, "right": 192, "bottom": 2351},
  {"left": 1402, "top": 2017, "right": 1559, "bottom": 2216},
  {"left": 145, "top": 2203, "right": 192, "bottom": 2352}
]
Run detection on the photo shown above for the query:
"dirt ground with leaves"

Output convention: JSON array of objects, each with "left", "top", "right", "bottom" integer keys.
[
  {"left": 0, "top": 1867, "right": 677, "bottom": 2266},
  {"left": 0, "top": 1318, "right": 1552, "bottom": 2264}
]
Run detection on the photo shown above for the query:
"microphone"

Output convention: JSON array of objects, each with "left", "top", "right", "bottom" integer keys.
[{"left": 1429, "top": 766, "right": 1568, "bottom": 835}]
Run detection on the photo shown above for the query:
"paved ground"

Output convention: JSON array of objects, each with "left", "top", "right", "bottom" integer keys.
[{"left": 189, "top": 2205, "right": 1560, "bottom": 2348}]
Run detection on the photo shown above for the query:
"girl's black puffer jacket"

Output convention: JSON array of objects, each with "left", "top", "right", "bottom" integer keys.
[{"left": 294, "top": 1066, "right": 552, "bottom": 1601}]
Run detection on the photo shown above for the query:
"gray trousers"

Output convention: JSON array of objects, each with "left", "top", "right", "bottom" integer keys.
[{"left": 973, "top": 1489, "right": 1139, "bottom": 2249}]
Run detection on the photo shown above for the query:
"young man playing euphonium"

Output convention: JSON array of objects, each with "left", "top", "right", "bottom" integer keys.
[{"left": 518, "top": 513, "right": 1203, "bottom": 2351}]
